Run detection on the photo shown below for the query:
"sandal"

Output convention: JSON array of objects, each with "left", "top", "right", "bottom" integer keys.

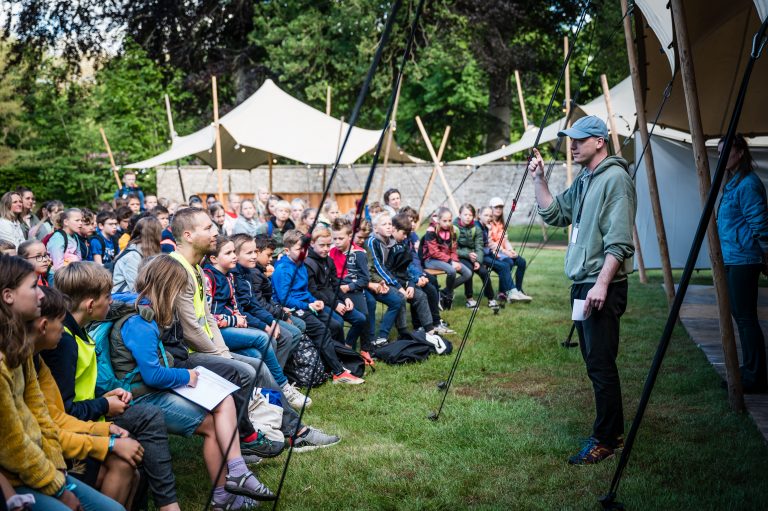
[
  {"left": 225, "top": 471, "right": 276, "bottom": 501},
  {"left": 210, "top": 493, "right": 260, "bottom": 510}
]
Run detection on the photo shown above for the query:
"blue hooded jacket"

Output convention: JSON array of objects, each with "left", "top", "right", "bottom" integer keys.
[
  {"left": 230, "top": 262, "right": 274, "bottom": 330},
  {"left": 717, "top": 171, "right": 768, "bottom": 265},
  {"left": 271, "top": 254, "right": 317, "bottom": 310}
]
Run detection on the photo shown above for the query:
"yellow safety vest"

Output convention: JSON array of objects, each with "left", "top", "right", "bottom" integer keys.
[
  {"left": 63, "top": 325, "right": 97, "bottom": 402},
  {"left": 170, "top": 251, "right": 214, "bottom": 339}
]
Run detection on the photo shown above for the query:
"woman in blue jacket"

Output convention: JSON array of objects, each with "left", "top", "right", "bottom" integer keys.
[{"left": 717, "top": 135, "right": 768, "bottom": 393}]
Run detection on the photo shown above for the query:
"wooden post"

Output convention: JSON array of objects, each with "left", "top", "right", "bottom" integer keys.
[
  {"left": 417, "top": 125, "right": 451, "bottom": 222},
  {"left": 165, "top": 94, "right": 187, "bottom": 202},
  {"left": 564, "top": 37, "right": 573, "bottom": 241},
  {"left": 268, "top": 153, "right": 273, "bottom": 195},
  {"left": 376, "top": 73, "right": 405, "bottom": 200},
  {"left": 670, "top": 0, "right": 743, "bottom": 411},
  {"left": 621, "top": 0, "right": 676, "bottom": 304},
  {"left": 99, "top": 127, "right": 123, "bottom": 190},
  {"left": 414, "top": 119, "right": 457, "bottom": 217},
  {"left": 601, "top": 74, "right": 649, "bottom": 284},
  {"left": 211, "top": 76, "right": 225, "bottom": 204},
  {"left": 514, "top": 70, "right": 530, "bottom": 130},
  {"left": 323, "top": 86, "right": 331, "bottom": 193}
]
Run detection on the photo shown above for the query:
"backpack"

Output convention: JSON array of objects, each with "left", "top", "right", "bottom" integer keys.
[
  {"left": 87, "top": 303, "right": 152, "bottom": 396},
  {"left": 284, "top": 335, "right": 330, "bottom": 388},
  {"left": 373, "top": 339, "right": 433, "bottom": 365},
  {"left": 43, "top": 229, "right": 69, "bottom": 252},
  {"left": 406, "top": 329, "right": 452, "bottom": 355},
  {"left": 333, "top": 342, "right": 365, "bottom": 378},
  {"left": 110, "top": 247, "right": 140, "bottom": 288}
]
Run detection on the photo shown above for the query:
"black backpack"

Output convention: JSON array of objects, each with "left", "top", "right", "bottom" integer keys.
[
  {"left": 284, "top": 335, "right": 330, "bottom": 388},
  {"left": 373, "top": 339, "right": 433, "bottom": 365},
  {"left": 405, "top": 329, "right": 453, "bottom": 355},
  {"left": 333, "top": 342, "right": 365, "bottom": 378}
]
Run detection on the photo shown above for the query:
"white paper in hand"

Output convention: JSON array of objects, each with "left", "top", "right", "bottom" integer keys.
[
  {"left": 173, "top": 366, "right": 240, "bottom": 411},
  {"left": 572, "top": 299, "right": 591, "bottom": 321}
]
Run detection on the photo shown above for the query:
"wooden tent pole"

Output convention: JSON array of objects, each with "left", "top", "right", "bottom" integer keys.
[
  {"left": 621, "top": 0, "right": 675, "bottom": 303},
  {"left": 670, "top": 0, "right": 743, "bottom": 411},
  {"left": 417, "top": 126, "right": 451, "bottom": 222},
  {"left": 99, "top": 127, "right": 123, "bottom": 190},
  {"left": 212, "top": 76, "right": 225, "bottom": 204},
  {"left": 376, "top": 73, "right": 405, "bottom": 201},
  {"left": 323, "top": 86, "right": 331, "bottom": 193},
  {"left": 415, "top": 116, "right": 457, "bottom": 215},
  {"left": 268, "top": 153, "right": 273, "bottom": 196},
  {"left": 600, "top": 74, "right": 648, "bottom": 284},
  {"left": 514, "top": 70, "right": 529, "bottom": 130},
  {"left": 165, "top": 94, "right": 187, "bottom": 202}
]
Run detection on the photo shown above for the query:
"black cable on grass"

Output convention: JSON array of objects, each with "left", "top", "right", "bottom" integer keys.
[
  {"left": 428, "top": 1, "right": 593, "bottom": 422},
  {"left": 599, "top": 13, "right": 768, "bottom": 511},
  {"left": 271, "top": 0, "right": 428, "bottom": 507}
]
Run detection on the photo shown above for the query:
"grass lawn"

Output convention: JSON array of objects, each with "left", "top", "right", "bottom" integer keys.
[{"left": 167, "top": 248, "right": 768, "bottom": 510}]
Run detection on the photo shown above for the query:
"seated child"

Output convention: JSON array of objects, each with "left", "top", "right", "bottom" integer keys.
[
  {"left": 421, "top": 207, "right": 472, "bottom": 309},
  {"left": 115, "top": 255, "right": 276, "bottom": 506},
  {"left": 90, "top": 210, "right": 120, "bottom": 267},
  {"left": 230, "top": 234, "right": 300, "bottom": 368},
  {"left": 365, "top": 212, "right": 406, "bottom": 344},
  {"left": 488, "top": 199, "right": 532, "bottom": 302},
  {"left": 17, "top": 239, "right": 53, "bottom": 287},
  {"left": 455, "top": 203, "right": 500, "bottom": 309},
  {"left": 477, "top": 206, "right": 527, "bottom": 302},
  {"left": 78, "top": 208, "right": 96, "bottom": 261},
  {"left": 305, "top": 226, "right": 369, "bottom": 354},
  {"left": 46, "top": 208, "right": 83, "bottom": 271},
  {"left": 255, "top": 200, "right": 295, "bottom": 259},
  {"left": 203, "top": 236, "right": 309, "bottom": 410},
  {"left": 329, "top": 218, "right": 375, "bottom": 364},
  {"left": 272, "top": 230, "right": 364, "bottom": 384}
]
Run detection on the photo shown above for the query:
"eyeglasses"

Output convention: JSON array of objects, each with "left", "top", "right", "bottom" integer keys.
[{"left": 26, "top": 254, "right": 50, "bottom": 262}]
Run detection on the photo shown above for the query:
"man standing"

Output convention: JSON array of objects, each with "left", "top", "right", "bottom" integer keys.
[{"left": 528, "top": 115, "right": 636, "bottom": 465}]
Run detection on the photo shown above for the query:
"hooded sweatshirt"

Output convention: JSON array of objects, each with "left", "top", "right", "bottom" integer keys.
[
  {"left": 231, "top": 262, "right": 275, "bottom": 329},
  {"left": 304, "top": 248, "right": 344, "bottom": 309},
  {"left": 329, "top": 243, "right": 370, "bottom": 293},
  {"left": 271, "top": 254, "right": 317, "bottom": 310},
  {"left": 538, "top": 155, "right": 636, "bottom": 284},
  {"left": 366, "top": 232, "right": 400, "bottom": 287},
  {"left": 422, "top": 221, "right": 459, "bottom": 263}
]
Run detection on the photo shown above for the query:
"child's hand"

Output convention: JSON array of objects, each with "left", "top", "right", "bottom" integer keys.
[
  {"left": 282, "top": 307, "right": 293, "bottom": 316},
  {"left": 236, "top": 315, "right": 247, "bottom": 328},
  {"left": 340, "top": 284, "right": 351, "bottom": 294},
  {"left": 452, "top": 262, "right": 462, "bottom": 272},
  {"left": 265, "top": 264, "right": 275, "bottom": 277},
  {"left": 344, "top": 298, "right": 354, "bottom": 310},
  {"left": 417, "top": 276, "right": 428, "bottom": 287},
  {"left": 469, "top": 252, "right": 477, "bottom": 262},
  {"left": 108, "top": 423, "right": 130, "bottom": 438},
  {"left": 335, "top": 303, "right": 346, "bottom": 315},
  {"left": 473, "top": 262, "right": 480, "bottom": 270},
  {"left": 380, "top": 282, "right": 389, "bottom": 293},
  {"left": 309, "top": 301, "right": 324, "bottom": 311},
  {"left": 509, "top": 249, "right": 518, "bottom": 258},
  {"left": 105, "top": 387, "right": 132, "bottom": 403},
  {"left": 405, "top": 286, "right": 415, "bottom": 299}
]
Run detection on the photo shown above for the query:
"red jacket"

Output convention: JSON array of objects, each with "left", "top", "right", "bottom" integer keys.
[{"left": 421, "top": 222, "right": 458, "bottom": 263}]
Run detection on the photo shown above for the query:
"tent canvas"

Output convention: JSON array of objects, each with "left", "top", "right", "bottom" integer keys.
[{"left": 126, "top": 79, "right": 421, "bottom": 169}]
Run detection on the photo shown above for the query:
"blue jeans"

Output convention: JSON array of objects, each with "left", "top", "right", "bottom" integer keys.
[
  {"left": 137, "top": 390, "right": 208, "bottom": 437},
  {"left": 484, "top": 255, "right": 514, "bottom": 294},
  {"left": 497, "top": 254, "right": 527, "bottom": 292},
  {"left": 424, "top": 259, "right": 472, "bottom": 296},
  {"left": 366, "top": 288, "right": 405, "bottom": 339},
  {"left": 220, "top": 326, "right": 288, "bottom": 387},
  {"left": 17, "top": 475, "right": 125, "bottom": 511}
]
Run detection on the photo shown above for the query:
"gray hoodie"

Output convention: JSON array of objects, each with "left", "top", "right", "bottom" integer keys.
[{"left": 538, "top": 155, "right": 636, "bottom": 284}]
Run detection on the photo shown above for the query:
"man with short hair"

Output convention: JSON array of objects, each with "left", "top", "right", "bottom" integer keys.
[
  {"left": 529, "top": 115, "right": 636, "bottom": 465},
  {"left": 170, "top": 208, "right": 340, "bottom": 454}
]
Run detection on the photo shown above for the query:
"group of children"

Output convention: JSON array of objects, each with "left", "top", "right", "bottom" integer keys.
[{"left": 0, "top": 178, "right": 531, "bottom": 511}]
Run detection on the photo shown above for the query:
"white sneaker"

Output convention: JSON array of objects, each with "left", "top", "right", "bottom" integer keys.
[
  {"left": 508, "top": 289, "right": 532, "bottom": 302},
  {"left": 282, "top": 383, "right": 312, "bottom": 409},
  {"left": 465, "top": 298, "right": 478, "bottom": 308}
]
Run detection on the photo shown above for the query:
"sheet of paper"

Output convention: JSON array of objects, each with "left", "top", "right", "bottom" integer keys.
[
  {"left": 172, "top": 366, "right": 240, "bottom": 411},
  {"left": 572, "top": 299, "right": 591, "bottom": 321}
]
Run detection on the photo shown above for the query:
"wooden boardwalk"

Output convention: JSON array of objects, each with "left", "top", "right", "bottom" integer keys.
[{"left": 679, "top": 284, "right": 768, "bottom": 442}]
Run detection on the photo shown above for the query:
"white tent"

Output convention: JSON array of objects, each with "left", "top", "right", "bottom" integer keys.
[
  {"left": 449, "top": 76, "right": 637, "bottom": 167},
  {"left": 636, "top": 0, "right": 768, "bottom": 137},
  {"left": 126, "top": 79, "right": 420, "bottom": 169}
]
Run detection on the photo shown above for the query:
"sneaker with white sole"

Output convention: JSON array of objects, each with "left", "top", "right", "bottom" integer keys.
[
  {"left": 438, "top": 320, "right": 454, "bottom": 333},
  {"left": 465, "top": 298, "right": 478, "bottom": 308},
  {"left": 488, "top": 299, "right": 500, "bottom": 309},
  {"left": 293, "top": 426, "right": 341, "bottom": 453},
  {"left": 282, "top": 383, "right": 312, "bottom": 410},
  {"left": 372, "top": 337, "right": 389, "bottom": 347},
  {"left": 332, "top": 370, "right": 365, "bottom": 384},
  {"left": 511, "top": 289, "right": 532, "bottom": 302},
  {"left": 434, "top": 324, "right": 453, "bottom": 335}
]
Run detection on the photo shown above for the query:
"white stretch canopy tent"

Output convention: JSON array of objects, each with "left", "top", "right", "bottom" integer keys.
[
  {"left": 126, "top": 79, "right": 420, "bottom": 169},
  {"left": 449, "top": 77, "right": 637, "bottom": 167},
  {"left": 636, "top": 0, "right": 768, "bottom": 137}
]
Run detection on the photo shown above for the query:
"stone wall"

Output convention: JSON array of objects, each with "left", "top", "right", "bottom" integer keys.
[{"left": 156, "top": 161, "right": 570, "bottom": 225}]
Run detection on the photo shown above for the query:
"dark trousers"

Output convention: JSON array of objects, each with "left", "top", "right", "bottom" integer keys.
[
  {"left": 300, "top": 308, "right": 345, "bottom": 375},
  {"left": 725, "top": 264, "right": 767, "bottom": 391},
  {"left": 341, "top": 291, "right": 372, "bottom": 350},
  {"left": 571, "top": 280, "right": 627, "bottom": 445},
  {"left": 111, "top": 403, "right": 178, "bottom": 507},
  {"left": 412, "top": 280, "right": 441, "bottom": 329},
  {"left": 460, "top": 258, "right": 495, "bottom": 299}
]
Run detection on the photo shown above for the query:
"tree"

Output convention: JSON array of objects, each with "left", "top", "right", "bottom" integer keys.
[{"left": 452, "top": 0, "right": 581, "bottom": 152}]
